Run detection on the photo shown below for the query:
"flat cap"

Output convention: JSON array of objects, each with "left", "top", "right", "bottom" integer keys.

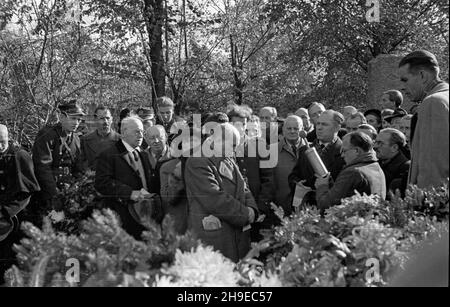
[
  {"left": 137, "top": 107, "right": 155, "bottom": 120},
  {"left": 399, "top": 50, "right": 439, "bottom": 68},
  {"left": 58, "top": 99, "right": 85, "bottom": 116},
  {"left": 364, "top": 109, "right": 382, "bottom": 120}
]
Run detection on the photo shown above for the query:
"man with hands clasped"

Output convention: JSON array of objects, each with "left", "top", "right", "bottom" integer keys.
[{"left": 184, "top": 123, "right": 258, "bottom": 263}]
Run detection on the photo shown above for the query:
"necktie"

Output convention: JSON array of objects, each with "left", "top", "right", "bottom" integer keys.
[
  {"left": 132, "top": 150, "right": 139, "bottom": 163},
  {"left": 292, "top": 144, "right": 297, "bottom": 158},
  {"left": 318, "top": 143, "right": 325, "bottom": 151}
]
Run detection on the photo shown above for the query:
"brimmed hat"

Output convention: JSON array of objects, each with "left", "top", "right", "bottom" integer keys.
[
  {"left": 384, "top": 113, "right": 405, "bottom": 124},
  {"left": 364, "top": 109, "right": 382, "bottom": 120},
  {"left": 137, "top": 107, "right": 155, "bottom": 120},
  {"left": 58, "top": 99, "right": 85, "bottom": 116}
]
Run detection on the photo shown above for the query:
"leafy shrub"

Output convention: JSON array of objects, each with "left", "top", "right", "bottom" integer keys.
[
  {"left": 3, "top": 177, "right": 448, "bottom": 287},
  {"left": 4, "top": 210, "right": 200, "bottom": 287},
  {"left": 246, "top": 180, "right": 449, "bottom": 287}
]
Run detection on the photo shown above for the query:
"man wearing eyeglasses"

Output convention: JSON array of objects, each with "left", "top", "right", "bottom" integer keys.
[
  {"left": 32, "top": 99, "right": 85, "bottom": 211},
  {"left": 374, "top": 128, "right": 410, "bottom": 198},
  {"left": 315, "top": 131, "right": 386, "bottom": 212},
  {"left": 80, "top": 106, "right": 120, "bottom": 171}
]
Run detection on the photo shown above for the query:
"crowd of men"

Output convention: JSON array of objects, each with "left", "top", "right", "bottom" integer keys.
[{"left": 0, "top": 50, "right": 448, "bottom": 274}]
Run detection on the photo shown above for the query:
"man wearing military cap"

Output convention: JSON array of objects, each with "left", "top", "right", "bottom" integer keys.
[
  {"left": 137, "top": 107, "right": 155, "bottom": 130},
  {"left": 32, "top": 99, "right": 85, "bottom": 210}
]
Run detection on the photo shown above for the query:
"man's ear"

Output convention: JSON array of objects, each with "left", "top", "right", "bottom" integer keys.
[
  {"left": 419, "top": 69, "right": 432, "bottom": 83},
  {"left": 392, "top": 143, "right": 399, "bottom": 152}
]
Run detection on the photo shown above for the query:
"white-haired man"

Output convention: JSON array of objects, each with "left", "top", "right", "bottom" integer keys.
[
  {"left": 184, "top": 123, "right": 258, "bottom": 262},
  {"left": 274, "top": 115, "right": 307, "bottom": 216},
  {"left": 95, "top": 116, "right": 162, "bottom": 239}
]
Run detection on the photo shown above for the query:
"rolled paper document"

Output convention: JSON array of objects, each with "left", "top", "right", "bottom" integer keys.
[{"left": 305, "top": 147, "right": 329, "bottom": 178}]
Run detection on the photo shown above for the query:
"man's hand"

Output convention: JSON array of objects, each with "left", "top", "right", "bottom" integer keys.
[
  {"left": 296, "top": 179, "right": 309, "bottom": 190},
  {"left": 130, "top": 190, "right": 141, "bottom": 202},
  {"left": 130, "top": 189, "right": 155, "bottom": 201},
  {"left": 314, "top": 172, "right": 331, "bottom": 189}
]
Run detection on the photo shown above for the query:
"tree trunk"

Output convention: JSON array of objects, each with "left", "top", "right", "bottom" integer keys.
[
  {"left": 230, "top": 35, "right": 243, "bottom": 105},
  {"left": 143, "top": 0, "right": 166, "bottom": 103}
]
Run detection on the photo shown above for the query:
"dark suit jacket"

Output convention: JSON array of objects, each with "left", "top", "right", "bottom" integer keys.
[
  {"left": 288, "top": 137, "right": 345, "bottom": 192},
  {"left": 94, "top": 140, "right": 161, "bottom": 239},
  {"left": 235, "top": 137, "right": 275, "bottom": 214},
  {"left": 1, "top": 146, "right": 40, "bottom": 241},
  {"left": 145, "top": 146, "right": 172, "bottom": 195},
  {"left": 380, "top": 151, "right": 410, "bottom": 197},
  {"left": 306, "top": 129, "right": 317, "bottom": 143},
  {"left": 316, "top": 152, "right": 386, "bottom": 211},
  {"left": 80, "top": 130, "right": 120, "bottom": 171},
  {"left": 159, "top": 158, "right": 187, "bottom": 234}
]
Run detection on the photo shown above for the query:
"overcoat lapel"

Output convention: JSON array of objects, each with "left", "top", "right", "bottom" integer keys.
[{"left": 116, "top": 141, "right": 141, "bottom": 181}]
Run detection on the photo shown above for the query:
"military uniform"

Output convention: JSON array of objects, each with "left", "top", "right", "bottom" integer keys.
[{"left": 32, "top": 123, "right": 83, "bottom": 204}]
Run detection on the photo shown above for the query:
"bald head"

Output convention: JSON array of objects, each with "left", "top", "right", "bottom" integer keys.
[
  {"left": 146, "top": 124, "right": 166, "bottom": 137},
  {"left": 211, "top": 123, "right": 241, "bottom": 157},
  {"left": 342, "top": 106, "right": 357, "bottom": 120},
  {"left": 0, "top": 124, "right": 9, "bottom": 153}
]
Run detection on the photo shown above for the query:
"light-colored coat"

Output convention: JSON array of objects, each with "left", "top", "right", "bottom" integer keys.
[
  {"left": 273, "top": 137, "right": 305, "bottom": 215},
  {"left": 409, "top": 82, "right": 449, "bottom": 188}
]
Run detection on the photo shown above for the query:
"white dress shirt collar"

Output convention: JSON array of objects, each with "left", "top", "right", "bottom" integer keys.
[{"left": 122, "top": 139, "right": 139, "bottom": 153}]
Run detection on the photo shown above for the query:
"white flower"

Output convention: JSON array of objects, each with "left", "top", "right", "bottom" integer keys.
[
  {"left": 48, "top": 210, "right": 65, "bottom": 223},
  {"left": 251, "top": 271, "right": 282, "bottom": 287},
  {"left": 156, "top": 245, "right": 240, "bottom": 287},
  {"left": 153, "top": 275, "right": 180, "bottom": 287}
]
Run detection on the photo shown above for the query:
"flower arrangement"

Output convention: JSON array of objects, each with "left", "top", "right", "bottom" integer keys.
[
  {"left": 154, "top": 245, "right": 240, "bottom": 287},
  {"left": 245, "top": 181, "right": 449, "bottom": 287},
  {"left": 2, "top": 178, "right": 448, "bottom": 287}
]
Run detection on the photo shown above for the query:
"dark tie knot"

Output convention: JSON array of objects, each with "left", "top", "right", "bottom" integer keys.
[
  {"left": 132, "top": 150, "right": 139, "bottom": 162},
  {"left": 315, "top": 143, "right": 325, "bottom": 152}
]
